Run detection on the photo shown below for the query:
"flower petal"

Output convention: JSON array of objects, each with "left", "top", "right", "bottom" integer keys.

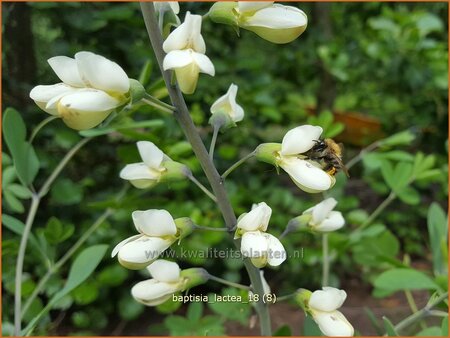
[
  {"left": 131, "top": 279, "right": 179, "bottom": 306},
  {"left": 111, "top": 234, "right": 143, "bottom": 258},
  {"left": 237, "top": 202, "right": 272, "bottom": 232},
  {"left": 147, "top": 259, "right": 181, "bottom": 282},
  {"left": 163, "top": 11, "right": 205, "bottom": 53},
  {"left": 281, "top": 158, "right": 333, "bottom": 193},
  {"left": 29, "top": 83, "right": 77, "bottom": 115},
  {"left": 313, "top": 310, "right": 354, "bottom": 337},
  {"left": 154, "top": 1, "right": 180, "bottom": 14},
  {"left": 132, "top": 209, "right": 177, "bottom": 237},
  {"left": 118, "top": 236, "right": 173, "bottom": 269},
  {"left": 48, "top": 56, "right": 85, "bottom": 87},
  {"left": 163, "top": 50, "right": 194, "bottom": 70},
  {"left": 265, "top": 233, "right": 286, "bottom": 266},
  {"left": 57, "top": 89, "right": 120, "bottom": 130},
  {"left": 137, "top": 141, "right": 164, "bottom": 169},
  {"left": 240, "top": 231, "right": 269, "bottom": 258},
  {"left": 312, "top": 198, "right": 338, "bottom": 225},
  {"left": 120, "top": 163, "right": 160, "bottom": 180},
  {"left": 315, "top": 211, "right": 345, "bottom": 232},
  {"left": 238, "top": 1, "right": 273, "bottom": 13},
  {"left": 75, "top": 51, "right": 130, "bottom": 94},
  {"left": 191, "top": 52, "right": 215, "bottom": 76},
  {"left": 309, "top": 287, "right": 347, "bottom": 312},
  {"left": 281, "top": 125, "right": 323, "bottom": 155}
]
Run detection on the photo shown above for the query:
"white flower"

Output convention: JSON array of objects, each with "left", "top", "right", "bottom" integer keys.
[
  {"left": 309, "top": 287, "right": 354, "bottom": 337},
  {"left": 210, "top": 83, "right": 244, "bottom": 125},
  {"left": 29, "top": 51, "right": 130, "bottom": 130},
  {"left": 131, "top": 260, "right": 184, "bottom": 306},
  {"left": 112, "top": 210, "right": 178, "bottom": 269},
  {"left": 303, "top": 198, "right": 345, "bottom": 232},
  {"left": 278, "top": 125, "right": 335, "bottom": 193},
  {"left": 237, "top": 202, "right": 272, "bottom": 233},
  {"left": 119, "top": 141, "right": 167, "bottom": 189},
  {"left": 236, "top": 202, "right": 285, "bottom": 268},
  {"left": 236, "top": 2, "right": 307, "bottom": 44},
  {"left": 163, "top": 12, "right": 215, "bottom": 94}
]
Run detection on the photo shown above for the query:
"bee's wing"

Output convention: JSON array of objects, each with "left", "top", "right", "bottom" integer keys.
[{"left": 337, "top": 143, "right": 350, "bottom": 177}]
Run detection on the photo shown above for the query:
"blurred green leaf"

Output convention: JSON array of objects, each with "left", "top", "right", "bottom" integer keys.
[
  {"left": 382, "top": 316, "right": 399, "bottom": 336},
  {"left": 380, "top": 130, "right": 415, "bottom": 147},
  {"left": 303, "top": 315, "right": 322, "bottom": 336},
  {"left": 427, "top": 203, "right": 448, "bottom": 276},
  {"left": 274, "top": 324, "right": 292, "bottom": 336},
  {"left": 374, "top": 268, "right": 439, "bottom": 296},
  {"left": 416, "top": 326, "right": 442, "bottom": 336}
]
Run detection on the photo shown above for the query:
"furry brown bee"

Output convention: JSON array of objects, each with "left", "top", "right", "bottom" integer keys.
[{"left": 305, "top": 138, "right": 350, "bottom": 177}]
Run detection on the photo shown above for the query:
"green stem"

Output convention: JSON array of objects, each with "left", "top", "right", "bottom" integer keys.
[
  {"left": 394, "top": 292, "right": 448, "bottom": 333},
  {"left": 208, "top": 273, "right": 251, "bottom": 291},
  {"left": 187, "top": 174, "right": 217, "bottom": 202},
  {"left": 14, "top": 137, "right": 91, "bottom": 335},
  {"left": 142, "top": 97, "right": 175, "bottom": 114},
  {"left": 221, "top": 151, "right": 256, "bottom": 179},
  {"left": 322, "top": 233, "right": 329, "bottom": 286},
  {"left": 346, "top": 140, "right": 381, "bottom": 170},
  {"left": 194, "top": 224, "right": 231, "bottom": 232},
  {"left": 140, "top": 4, "right": 271, "bottom": 335},
  {"left": 359, "top": 191, "right": 396, "bottom": 230},
  {"left": 144, "top": 92, "right": 175, "bottom": 110},
  {"left": 21, "top": 208, "right": 114, "bottom": 317},
  {"left": 29, "top": 116, "right": 59, "bottom": 144},
  {"left": 404, "top": 290, "right": 427, "bottom": 330},
  {"left": 209, "top": 124, "right": 219, "bottom": 161},
  {"left": 277, "top": 292, "right": 297, "bottom": 302}
]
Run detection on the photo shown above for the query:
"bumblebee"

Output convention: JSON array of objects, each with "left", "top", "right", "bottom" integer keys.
[{"left": 305, "top": 138, "right": 350, "bottom": 177}]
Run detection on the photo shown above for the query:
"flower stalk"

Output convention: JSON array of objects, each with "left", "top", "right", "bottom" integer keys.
[{"left": 140, "top": 3, "right": 271, "bottom": 334}]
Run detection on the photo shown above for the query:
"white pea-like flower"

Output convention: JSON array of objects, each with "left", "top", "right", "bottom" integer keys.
[
  {"left": 29, "top": 51, "right": 130, "bottom": 130},
  {"left": 154, "top": 1, "right": 180, "bottom": 15},
  {"left": 303, "top": 198, "right": 345, "bottom": 232},
  {"left": 112, "top": 210, "right": 179, "bottom": 270},
  {"left": 131, "top": 260, "right": 184, "bottom": 306},
  {"left": 210, "top": 83, "right": 244, "bottom": 126},
  {"left": 278, "top": 125, "right": 335, "bottom": 193},
  {"left": 236, "top": 202, "right": 286, "bottom": 268},
  {"left": 119, "top": 141, "right": 187, "bottom": 189},
  {"left": 236, "top": 2, "right": 308, "bottom": 44},
  {"left": 309, "top": 287, "right": 354, "bottom": 337},
  {"left": 163, "top": 12, "right": 215, "bottom": 94}
]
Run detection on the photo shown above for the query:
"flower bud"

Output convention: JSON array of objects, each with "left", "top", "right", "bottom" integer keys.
[{"left": 255, "top": 143, "right": 282, "bottom": 165}]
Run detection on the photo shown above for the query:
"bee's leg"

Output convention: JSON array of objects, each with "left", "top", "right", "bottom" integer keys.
[{"left": 326, "top": 167, "right": 336, "bottom": 176}]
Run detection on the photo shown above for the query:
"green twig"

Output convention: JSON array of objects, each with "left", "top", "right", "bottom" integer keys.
[
  {"left": 29, "top": 116, "right": 59, "bottom": 144},
  {"left": 359, "top": 191, "right": 396, "bottom": 230},
  {"left": 208, "top": 273, "right": 251, "bottom": 291},
  {"left": 346, "top": 140, "right": 382, "bottom": 170},
  {"left": 186, "top": 174, "right": 218, "bottom": 202},
  {"left": 194, "top": 224, "right": 231, "bottom": 232},
  {"left": 14, "top": 137, "right": 91, "bottom": 335},
  {"left": 322, "top": 233, "right": 329, "bottom": 286},
  {"left": 404, "top": 290, "right": 427, "bottom": 330},
  {"left": 209, "top": 124, "right": 220, "bottom": 161},
  {"left": 221, "top": 151, "right": 256, "bottom": 179}
]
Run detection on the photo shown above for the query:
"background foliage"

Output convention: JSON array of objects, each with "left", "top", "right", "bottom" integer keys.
[{"left": 2, "top": 1, "right": 448, "bottom": 336}]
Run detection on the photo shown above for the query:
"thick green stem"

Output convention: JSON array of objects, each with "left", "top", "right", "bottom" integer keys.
[
  {"left": 14, "top": 137, "right": 91, "bottom": 335},
  {"left": 140, "top": 4, "right": 271, "bottom": 334},
  {"left": 208, "top": 273, "right": 251, "bottom": 291},
  {"left": 222, "top": 151, "right": 256, "bottom": 179},
  {"left": 322, "top": 233, "right": 329, "bottom": 286}
]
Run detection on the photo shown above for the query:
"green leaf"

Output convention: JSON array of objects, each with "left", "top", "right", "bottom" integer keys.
[
  {"left": 428, "top": 203, "right": 448, "bottom": 276},
  {"left": 187, "top": 302, "right": 203, "bottom": 322},
  {"left": 118, "top": 295, "right": 145, "bottom": 320},
  {"left": 382, "top": 316, "right": 399, "bottom": 336},
  {"left": 274, "top": 325, "right": 292, "bottom": 336},
  {"left": 441, "top": 317, "right": 448, "bottom": 336},
  {"left": 2, "top": 166, "right": 16, "bottom": 186},
  {"left": 207, "top": 288, "right": 251, "bottom": 325},
  {"left": 391, "top": 162, "right": 413, "bottom": 190},
  {"left": 138, "top": 60, "right": 153, "bottom": 86},
  {"left": 373, "top": 268, "right": 439, "bottom": 296},
  {"left": 416, "top": 326, "right": 442, "bottom": 336},
  {"left": 8, "top": 184, "right": 32, "bottom": 199},
  {"left": 43, "top": 217, "right": 73, "bottom": 244},
  {"left": 380, "top": 130, "right": 415, "bottom": 147},
  {"left": 364, "top": 307, "right": 383, "bottom": 335},
  {"left": 22, "top": 244, "right": 108, "bottom": 335},
  {"left": 4, "top": 191, "right": 24, "bottom": 213},
  {"left": 381, "top": 161, "right": 396, "bottom": 189},
  {"left": 396, "top": 186, "right": 420, "bottom": 205},
  {"left": 50, "top": 179, "right": 83, "bottom": 205}
]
